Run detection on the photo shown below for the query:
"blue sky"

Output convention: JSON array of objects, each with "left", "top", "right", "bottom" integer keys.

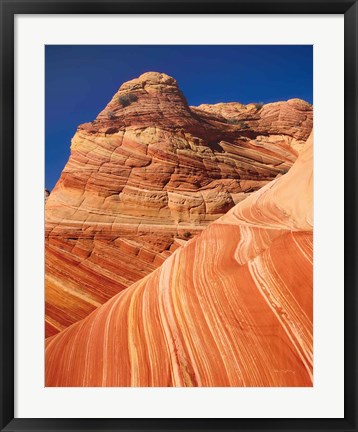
[{"left": 45, "top": 45, "right": 313, "bottom": 190}]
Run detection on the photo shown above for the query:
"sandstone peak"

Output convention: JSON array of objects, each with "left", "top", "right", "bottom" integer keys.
[
  {"left": 90, "top": 71, "right": 192, "bottom": 131},
  {"left": 120, "top": 71, "right": 178, "bottom": 89},
  {"left": 287, "top": 98, "right": 312, "bottom": 109}
]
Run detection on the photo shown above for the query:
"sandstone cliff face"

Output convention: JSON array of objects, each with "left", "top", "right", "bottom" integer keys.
[
  {"left": 46, "top": 133, "right": 313, "bottom": 387},
  {"left": 45, "top": 72, "right": 312, "bottom": 336}
]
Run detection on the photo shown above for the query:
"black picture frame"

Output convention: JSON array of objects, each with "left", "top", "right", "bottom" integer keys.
[{"left": 1, "top": 0, "right": 357, "bottom": 431}]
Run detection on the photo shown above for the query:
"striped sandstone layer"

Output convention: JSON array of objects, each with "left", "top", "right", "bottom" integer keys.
[
  {"left": 45, "top": 72, "right": 312, "bottom": 336},
  {"left": 45, "top": 132, "right": 313, "bottom": 387}
]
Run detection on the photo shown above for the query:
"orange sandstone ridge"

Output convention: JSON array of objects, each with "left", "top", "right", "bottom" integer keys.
[
  {"left": 45, "top": 72, "right": 313, "bottom": 337},
  {"left": 45, "top": 132, "right": 313, "bottom": 387}
]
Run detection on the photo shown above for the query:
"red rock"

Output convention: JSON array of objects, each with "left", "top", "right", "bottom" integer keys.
[
  {"left": 45, "top": 72, "right": 313, "bottom": 336},
  {"left": 45, "top": 133, "right": 313, "bottom": 387}
]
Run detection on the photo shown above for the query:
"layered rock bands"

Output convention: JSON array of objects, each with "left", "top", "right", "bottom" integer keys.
[
  {"left": 45, "top": 72, "right": 312, "bottom": 337},
  {"left": 46, "top": 132, "right": 313, "bottom": 387}
]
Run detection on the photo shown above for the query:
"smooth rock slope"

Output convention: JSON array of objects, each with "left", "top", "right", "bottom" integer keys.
[
  {"left": 45, "top": 72, "right": 312, "bottom": 336},
  {"left": 46, "top": 132, "right": 313, "bottom": 387}
]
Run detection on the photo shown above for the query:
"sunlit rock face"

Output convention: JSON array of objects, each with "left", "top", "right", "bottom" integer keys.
[
  {"left": 45, "top": 72, "right": 312, "bottom": 336},
  {"left": 45, "top": 133, "right": 313, "bottom": 387}
]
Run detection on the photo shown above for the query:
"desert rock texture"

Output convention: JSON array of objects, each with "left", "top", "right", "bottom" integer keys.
[
  {"left": 46, "top": 128, "right": 313, "bottom": 387},
  {"left": 45, "top": 72, "right": 312, "bottom": 348}
]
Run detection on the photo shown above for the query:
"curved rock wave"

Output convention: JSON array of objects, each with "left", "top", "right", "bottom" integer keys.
[
  {"left": 45, "top": 133, "right": 313, "bottom": 387},
  {"left": 45, "top": 72, "right": 313, "bottom": 336}
]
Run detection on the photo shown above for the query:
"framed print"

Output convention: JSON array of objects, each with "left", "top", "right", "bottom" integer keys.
[{"left": 1, "top": 0, "right": 357, "bottom": 431}]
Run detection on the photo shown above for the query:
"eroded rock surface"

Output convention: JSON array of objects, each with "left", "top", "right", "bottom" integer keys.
[
  {"left": 46, "top": 133, "right": 313, "bottom": 387},
  {"left": 45, "top": 72, "right": 312, "bottom": 336}
]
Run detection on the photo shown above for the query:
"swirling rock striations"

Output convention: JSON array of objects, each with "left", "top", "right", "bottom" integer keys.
[
  {"left": 45, "top": 133, "right": 313, "bottom": 387},
  {"left": 45, "top": 72, "right": 312, "bottom": 336}
]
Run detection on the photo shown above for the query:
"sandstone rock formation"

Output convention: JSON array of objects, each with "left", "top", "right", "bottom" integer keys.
[
  {"left": 45, "top": 72, "right": 312, "bottom": 336},
  {"left": 46, "top": 132, "right": 313, "bottom": 387}
]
